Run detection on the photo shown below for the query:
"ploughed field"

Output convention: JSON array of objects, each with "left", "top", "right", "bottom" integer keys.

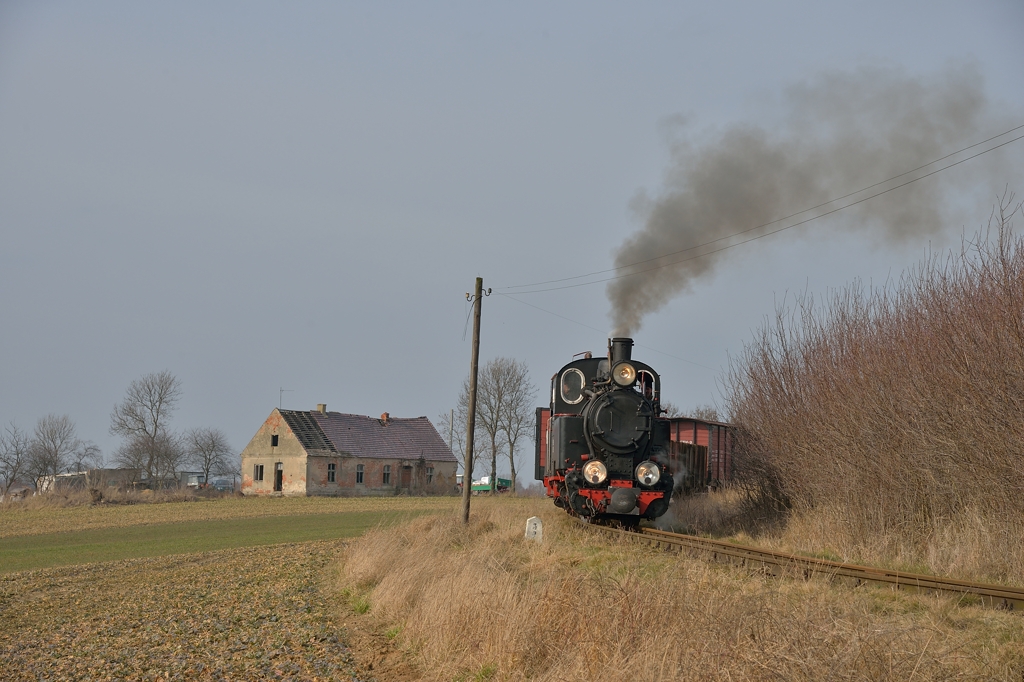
[{"left": 0, "top": 496, "right": 455, "bottom": 681}]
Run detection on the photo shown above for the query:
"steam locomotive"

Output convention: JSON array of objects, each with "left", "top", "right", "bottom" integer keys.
[{"left": 538, "top": 337, "right": 673, "bottom": 522}]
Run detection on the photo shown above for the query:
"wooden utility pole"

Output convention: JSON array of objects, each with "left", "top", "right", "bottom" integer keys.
[{"left": 461, "top": 277, "right": 484, "bottom": 524}]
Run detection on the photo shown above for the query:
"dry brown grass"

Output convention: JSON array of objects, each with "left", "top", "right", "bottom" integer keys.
[
  {"left": 725, "top": 196, "right": 1024, "bottom": 583},
  {"left": 337, "top": 498, "right": 1024, "bottom": 681},
  {"left": 669, "top": 488, "right": 1024, "bottom": 583}
]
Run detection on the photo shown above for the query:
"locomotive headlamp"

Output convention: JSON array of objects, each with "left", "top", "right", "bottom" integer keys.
[
  {"left": 582, "top": 460, "right": 608, "bottom": 485},
  {"left": 612, "top": 362, "right": 637, "bottom": 387},
  {"left": 635, "top": 461, "right": 660, "bottom": 487}
]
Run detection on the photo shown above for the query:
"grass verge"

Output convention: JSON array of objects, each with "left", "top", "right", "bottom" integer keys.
[{"left": 338, "top": 497, "right": 1024, "bottom": 681}]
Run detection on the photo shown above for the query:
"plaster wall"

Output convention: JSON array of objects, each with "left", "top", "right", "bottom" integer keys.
[{"left": 240, "top": 409, "right": 308, "bottom": 497}]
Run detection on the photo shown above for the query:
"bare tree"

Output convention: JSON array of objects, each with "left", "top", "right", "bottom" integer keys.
[
  {"left": 660, "top": 401, "right": 723, "bottom": 421},
  {"left": 689, "top": 404, "right": 723, "bottom": 422},
  {"left": 110, "top": 371, "right": 183, "bottom": 486},
  {"left": 439, "top": 378, "right": 482, "bottom": 480},
  {"left": 185, "top": 427, "right": 234, "bottom": 485},
  {"left": 660, "top": 401, "right": 684, "bottom": 418},
  {"left": 70, "top": 442, "right": 103, "bottom": 473},
  {"left": 114, "top": 432, "right": 185, "bottom": 487},
  {"left": 442, "top": 358, "right": 536, "bottom": 493},
  {"left": 494, "top": 358, "right": 536, "bottom": 494},
  {"left": 476, "top": 359, "right": 509, "bottom": 493},
  {"left": 0, "top": 422, "right": 29, "bottom": 497},
  {"left": 27, "top": 414, "right": 82, "bottom": 492}
]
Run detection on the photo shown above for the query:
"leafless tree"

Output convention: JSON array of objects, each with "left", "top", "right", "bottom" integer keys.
[
  {"left": 494, "top": 358, "right": 536, "bottom": 494},
  {"left": 110, "top": 371, "right": 183, "bottom": 486},
  {"left": 476, "top": 360, "right": 507, "bottom": 493},
  {"left": 185, "top": 427, "right": 234, "bottom": 485},
  {"left": 661, "top": 401, "right": 723, "bottom": 421},
  {"left": 688, "top": 404, "right": 723, "bottom": 422},
  {"left": 445, "top": 358, "right": 537, "bottom": 494},
  {"left": 660, "top": 401, "right": 684, "bottom": 418},
  {"left": 114, "top": 432, "right": 185, "bottom": 487},
  {"left": 70, "top": 442, "right": 103, "bottom": 473},
  {"left": 27, "top": 414, "right": 82, "bottom": 491},
  {"left": 0, "top": 422, "right": 30, "bottom": 497},
  {"left": 110, "top": 370, "right": 181, "bottom": 441},
  {"left": 438, "top": 379, "right": 482, "bottom": 480}
]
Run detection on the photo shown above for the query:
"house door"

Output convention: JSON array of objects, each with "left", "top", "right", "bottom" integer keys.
[
  {"left": 400, "top": 466, "right": 412, "bottom": 490},
  {"left": 274, "top": 463, "right": 283, "bottom": 492}
]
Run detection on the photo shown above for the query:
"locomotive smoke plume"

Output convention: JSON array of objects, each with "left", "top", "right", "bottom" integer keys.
[{"left": 609, "top": 65, "right": 1018, "bottom": 336}]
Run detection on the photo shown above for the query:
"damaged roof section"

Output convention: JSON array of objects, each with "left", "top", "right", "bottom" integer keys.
[{"left": 279, "top": 410, "right": 336, "bottom": 452}]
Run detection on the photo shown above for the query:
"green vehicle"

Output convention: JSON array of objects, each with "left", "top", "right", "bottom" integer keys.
[{"left": 470, "top": 477, "right": 511, "bottom": 494}]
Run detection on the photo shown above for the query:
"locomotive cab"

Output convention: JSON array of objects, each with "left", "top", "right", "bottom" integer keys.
[{"left": 540, "top": 338, "right": 673, "bottom": 521}]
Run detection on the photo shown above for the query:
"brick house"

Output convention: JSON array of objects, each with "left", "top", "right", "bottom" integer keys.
[{"left": 240, "top": 406, "right": 458, "bottom": 497}]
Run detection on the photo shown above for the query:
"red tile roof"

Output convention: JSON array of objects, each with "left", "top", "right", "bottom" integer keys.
[{"left": 280, "top": 409, "right": 456, "bottom": 462}]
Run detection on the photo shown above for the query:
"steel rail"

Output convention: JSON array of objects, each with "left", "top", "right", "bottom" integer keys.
[{"left": 577, "top": 521, "right": 1024, "bottom": 610}]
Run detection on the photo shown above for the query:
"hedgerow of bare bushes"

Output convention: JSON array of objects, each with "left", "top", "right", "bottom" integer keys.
[{"left": 726, "top": 196, "right": 1024, "bottom": 581}]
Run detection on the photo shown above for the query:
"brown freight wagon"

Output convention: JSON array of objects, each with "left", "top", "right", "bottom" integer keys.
[{"left": 667, "top": 418, "right": 734, "bottom": 486}]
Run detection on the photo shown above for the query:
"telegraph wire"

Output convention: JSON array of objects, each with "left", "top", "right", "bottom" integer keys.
[
  {"left": 494, "top": 291, "right": 720, "bottom": 372},
  {"left": 500, "top": 132, "right": 1024, "bottom": 295},
  {"left": 497, "top": 124, "right": 1024, "bottom": 294}
]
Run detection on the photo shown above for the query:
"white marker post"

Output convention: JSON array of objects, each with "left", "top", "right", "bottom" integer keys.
[{"left": 524, "top": 516, "right": 543, "bottom": 543}]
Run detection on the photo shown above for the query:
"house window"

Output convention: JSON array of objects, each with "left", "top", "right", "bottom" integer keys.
[
  {"left": 271, "top": 434, "right": 279, "bottom": 447},
  {"left": 383, "top": 465, "right": 391, "bottom": 485},
  {"left": 427, "top": 467, "right": 434, "bottom": 484},
  {"left": 254, "top": 464, "right": 264, "bottom": 482},
  {"left": 356, "top": 464, "right": 364, "bottom": 484},
  {"left": 327, "top": 462, "right": 336, "bottom": 483}
]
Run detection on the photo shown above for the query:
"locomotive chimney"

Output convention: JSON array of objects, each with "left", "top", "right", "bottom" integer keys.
[{"left": 609, "top": 337, "right": 633, "bottom": 364}]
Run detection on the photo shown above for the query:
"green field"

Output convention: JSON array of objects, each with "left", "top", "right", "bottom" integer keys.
[{"left": 0, "top": 509, "right": 422, "bottom": 573}]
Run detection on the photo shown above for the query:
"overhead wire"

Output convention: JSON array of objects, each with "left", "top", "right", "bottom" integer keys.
[
  {"left": 493, "top": 291, "right": 720, "bottom": 372},
  {"left": 484, "top": 125, "right": 1023, "bottom": 373},
  {"left": 497, "top": 124, "right": 1024, "bottom": 295}
]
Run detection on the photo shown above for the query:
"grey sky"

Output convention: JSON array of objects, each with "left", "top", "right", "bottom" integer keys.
[{"left": 1, "top": 1, "right": 1022, "bottom": 476}]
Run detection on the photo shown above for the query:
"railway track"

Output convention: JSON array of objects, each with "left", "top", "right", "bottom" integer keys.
[{"left": 580, "top": 521, "right": 1024, "bottom": 611}]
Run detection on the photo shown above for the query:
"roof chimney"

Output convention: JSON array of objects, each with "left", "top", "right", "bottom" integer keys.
[
  {"left": 316, "top": 404, "right": 327, "bottom": 415},
  {"left": 381, "top": 412, "right": 390, "bottom": 424}
]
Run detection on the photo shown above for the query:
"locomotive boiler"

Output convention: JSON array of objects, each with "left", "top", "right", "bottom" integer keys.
[{"left": 538, "top": 337, "right": 673, "bottom": 522}]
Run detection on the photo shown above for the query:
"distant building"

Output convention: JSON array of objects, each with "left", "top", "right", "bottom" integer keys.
[
  {"left": 239, "top": 406, "right": 458, "bottom": 497},
  {"left": 37, "top": 468, "right": 142, "bottom": 493}
]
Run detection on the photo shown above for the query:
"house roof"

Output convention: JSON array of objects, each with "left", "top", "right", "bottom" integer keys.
[{"left": 278, "top": 409, "right": 457, "bottom": 462}]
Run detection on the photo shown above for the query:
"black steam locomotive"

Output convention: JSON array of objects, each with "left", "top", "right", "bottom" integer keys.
[{"left": 538, "top": 337, "right": 673, "bottom": 522}]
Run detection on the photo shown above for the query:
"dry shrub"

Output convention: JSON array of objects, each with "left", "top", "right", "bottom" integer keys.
[
  {"left": 0, "top": 486, "right": 228, "bottom": 510},
  {"left": 338, "top": 499, "right": 1023, "bottom": 680},
  {"left": 661, "top": 486, "right": 747, "bottom": 536},
  {"left": 726, "top": 195, "right": 1024, "bottom": 581}
]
